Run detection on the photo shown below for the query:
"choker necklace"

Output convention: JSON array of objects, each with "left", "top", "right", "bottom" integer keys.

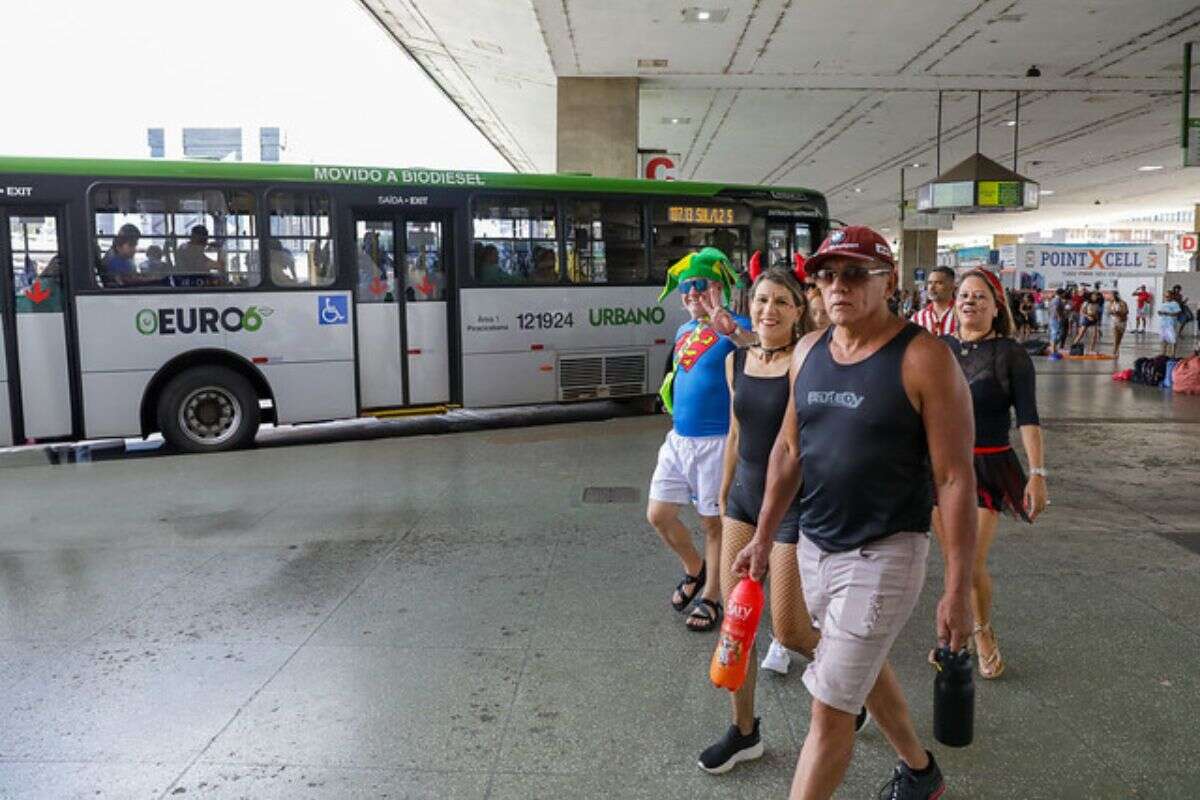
[
  {"left": 956, "top": 332, "right": 994, "bottom": 356},
  {"left": 753, "top": 340, "right": 795, "bottom": 361}
]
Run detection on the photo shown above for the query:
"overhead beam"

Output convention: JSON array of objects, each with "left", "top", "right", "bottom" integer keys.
[{"left": 637, "top": 74, "right": 1178, "bottom": 93}]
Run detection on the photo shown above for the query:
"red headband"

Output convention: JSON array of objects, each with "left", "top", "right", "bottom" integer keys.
[
  {"left": 966, "top": 268, "right": 1004, "bottom": 301},
  {"left": 748, "top": 250, "right": 807, "bottom": 284}
]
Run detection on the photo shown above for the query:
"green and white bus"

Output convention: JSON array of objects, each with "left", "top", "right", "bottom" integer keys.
[{"left": 0, "top": 156, "right": 828, "bottom": 452}]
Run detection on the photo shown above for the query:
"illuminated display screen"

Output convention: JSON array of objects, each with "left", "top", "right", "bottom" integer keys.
[
  {"left": 660, "top": 205, "right": 748, "bottom": 226},
  {"left": 978, "top": 181, "right": 1022, "bottom": 207},
  {"left": 932, "top": 181, "right": 974, "bottom": 208}
]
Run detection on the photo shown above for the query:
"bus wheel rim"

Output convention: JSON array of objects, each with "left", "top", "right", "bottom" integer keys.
[{"left": 179, "top": 386, "right": 242, "bottom": 446}]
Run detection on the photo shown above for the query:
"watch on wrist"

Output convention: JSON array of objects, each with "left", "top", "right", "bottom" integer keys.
[{"left": 1029, "top": 467, "right": 1047, "bottom": 477}]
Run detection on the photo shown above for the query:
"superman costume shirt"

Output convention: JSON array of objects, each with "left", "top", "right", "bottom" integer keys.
[{"left": 669, "top": 315, "right": 749, "bottom": 437}]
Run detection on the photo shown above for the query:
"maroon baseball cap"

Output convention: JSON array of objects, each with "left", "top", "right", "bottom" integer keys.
[{"left": 806, "top": 226, "right": 896, "bottom": 272}]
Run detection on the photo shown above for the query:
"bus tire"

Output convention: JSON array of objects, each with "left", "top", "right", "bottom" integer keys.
[{"left": 157, "top": 366, "right": 260, "bottom": 453}]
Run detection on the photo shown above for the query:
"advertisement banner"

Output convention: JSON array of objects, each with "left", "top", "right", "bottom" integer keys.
[{"left": 1016, "top": 243, "right": 1167, "bottom": 284}]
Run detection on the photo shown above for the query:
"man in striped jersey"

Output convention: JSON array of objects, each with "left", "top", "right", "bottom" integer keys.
[{"left": 911, "top": 266, "right": 957, "bottom": 335}]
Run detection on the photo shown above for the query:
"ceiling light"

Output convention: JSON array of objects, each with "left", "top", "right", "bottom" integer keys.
[
  {"left": 854, "top": 187, "right": 863, "bottom": 193},
  {"left": 662, "top": 116, "right": 691, "bottom": 125},
  {"left": 881, "top": 227, "right": 892, "bottom": 232},
  {"left": 909, "top": 162, "right": 923, "bottom": 168},
  {"left": 471, "top": 39, "right": 504, "bottom": 55},
  {"left": 1040, "top": 190, "right": 1054, "bottom": 196},
  {"left": 1137, "top": 165, "right": 1163, "bottom": 171},
  {"left": 638, "top": 58, "right": 669, "bottom": 68},
  {"left": 1003, "top": 120, "right": 1017, "bottom": 127},
  {"left": 683, "top": 7, "right": 729, "bottom": 22}
]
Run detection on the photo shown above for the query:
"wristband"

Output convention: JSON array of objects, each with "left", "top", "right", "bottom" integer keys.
[{"left": 1029, "top": 467, "right": 1047, "bottom": 477}]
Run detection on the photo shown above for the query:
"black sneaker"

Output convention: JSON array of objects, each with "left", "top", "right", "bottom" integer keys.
[
  {"left": 698, "top": 718, "right": 764, "bottom": 774},
  {"left": 856, "top": 707, "right": 871, "bottom": 732},
  {"left": 877, "top": 750, "right": 945, "bottom": 800}
]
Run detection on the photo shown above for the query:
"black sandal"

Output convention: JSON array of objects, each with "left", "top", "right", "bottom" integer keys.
[
  {"left": 671, "top": 561, "right": 706, "bottom": 612},
  {"left": 686, "top": 598, "right": 723, "bottom": 633}
]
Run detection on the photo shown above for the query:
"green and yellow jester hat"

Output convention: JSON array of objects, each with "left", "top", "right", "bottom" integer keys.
[{"left": 657, "top": 247, "right": 740, "bottom": 304}]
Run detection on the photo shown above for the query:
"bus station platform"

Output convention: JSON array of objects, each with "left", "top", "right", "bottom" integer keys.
[{"left": 1, "top": 342, "right": 1198, "bottom": 799}]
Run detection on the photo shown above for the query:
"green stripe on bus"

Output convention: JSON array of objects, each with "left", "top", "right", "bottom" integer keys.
[{"left": 0, "top": 155, "right": 820, "bottom": 198}]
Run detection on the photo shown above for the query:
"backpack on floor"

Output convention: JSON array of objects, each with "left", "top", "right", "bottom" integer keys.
[
  {"left": 1069, "top": 342, "right": 1085, "bottom": 356},
  {"left": 1142, "top": 355, "right": 1170, "bottom": 386},
  {"left": 1131, "top": 357, "right": 1150, "bottom": 384},
  {"left": 1173, "top": 355, "right": 1200, "bottom": 395},
  {"left": 1163, "top": 359, "right": 1179, "bottom": 389}
]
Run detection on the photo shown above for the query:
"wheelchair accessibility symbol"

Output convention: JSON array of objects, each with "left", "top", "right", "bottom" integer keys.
[{"left": 318, "top": 295, "right": 349, "bottom": 326}]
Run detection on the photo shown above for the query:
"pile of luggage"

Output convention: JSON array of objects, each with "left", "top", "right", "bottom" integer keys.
[{"left": 1116, "top": 354, "right": 1200, "bottom": 394}]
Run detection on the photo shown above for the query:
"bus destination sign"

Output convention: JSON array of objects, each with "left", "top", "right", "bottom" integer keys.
[{"left": 660, "top": 205, "right": 748, "bottom": 226}]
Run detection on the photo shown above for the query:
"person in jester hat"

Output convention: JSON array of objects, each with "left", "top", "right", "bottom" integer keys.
[{"left": 648, "top": 247, "right": 752, "bottom": 633}]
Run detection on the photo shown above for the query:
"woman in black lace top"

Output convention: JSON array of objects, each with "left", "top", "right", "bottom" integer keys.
[{"left": 934, "top": 268, "right": 1049, "bottom": 680}]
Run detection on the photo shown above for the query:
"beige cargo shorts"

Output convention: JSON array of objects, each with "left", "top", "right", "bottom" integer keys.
[{"left": 797, "top": 531, "right": 929, "bottom": 714}]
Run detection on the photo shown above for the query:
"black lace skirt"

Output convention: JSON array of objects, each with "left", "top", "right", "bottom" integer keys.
[{"left": 975, "top": 447, "right": 1031, "bottom": 522}]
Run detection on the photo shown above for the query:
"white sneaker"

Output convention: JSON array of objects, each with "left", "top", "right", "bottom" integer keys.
[{"left": 760, "top": 639, "right": 790, "bottom": 674}]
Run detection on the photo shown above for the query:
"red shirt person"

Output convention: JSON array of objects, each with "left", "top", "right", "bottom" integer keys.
[{"left": 911, "top": 266, "right": 957, "bottom": 335}]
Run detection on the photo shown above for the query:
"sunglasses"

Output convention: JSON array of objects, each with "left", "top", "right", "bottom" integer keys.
[
  {"left": 812, "top": 265, "right": 892, "bottom": 286},
  {"left": 678, "top": 278, "right": 710, "bottom": 294}
]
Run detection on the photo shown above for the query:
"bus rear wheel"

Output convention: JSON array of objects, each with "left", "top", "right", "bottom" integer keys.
[{"left": 157, "top": 366, "right": 259, "bottom": 453}]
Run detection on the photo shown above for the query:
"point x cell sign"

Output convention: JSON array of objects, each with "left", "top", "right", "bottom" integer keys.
[{"left": 1016, "top": 243, "right": 1167, "bottom": 282}]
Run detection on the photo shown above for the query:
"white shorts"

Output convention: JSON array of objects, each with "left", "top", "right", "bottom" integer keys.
[{"left": 648, "top": 429, "right": 725, "bottom": 517}]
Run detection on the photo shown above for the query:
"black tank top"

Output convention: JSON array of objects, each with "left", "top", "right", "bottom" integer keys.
[
  {"left": 793, "top": 323, "right": 933, "bottom": 552},
  {"left": 732, "top": 348, "right": 791, "bottom": 466}
]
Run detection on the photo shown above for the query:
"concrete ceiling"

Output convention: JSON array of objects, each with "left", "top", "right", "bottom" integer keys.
[{"left": 357, "top": 0, "right": 1200, "bottom": 238}]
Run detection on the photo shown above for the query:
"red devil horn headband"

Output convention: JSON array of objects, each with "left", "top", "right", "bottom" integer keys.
[
  {"left": 972, "top": 268, "right": 1004, "bottom": 300},
  {"left": 748, "top": 251, "right": 763, "bottom": 282},
  {"left": 748, "top": 250, "right": 808, "bottom": 284}
]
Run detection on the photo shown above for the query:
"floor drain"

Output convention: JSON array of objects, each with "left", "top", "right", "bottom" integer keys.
[{"left": 582, "top": 486, "right": 639, "bottom": 504}]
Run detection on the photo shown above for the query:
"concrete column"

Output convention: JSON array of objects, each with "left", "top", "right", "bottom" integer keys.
[
  {"left": 556, "top": 78, "right": 639, "bottom": 178},
  {"left": 1193, "top": 204, "right": 1200, "bottom": 271},
  {"left": 900, "top": 229, "right": 938, "bottom": 288}
]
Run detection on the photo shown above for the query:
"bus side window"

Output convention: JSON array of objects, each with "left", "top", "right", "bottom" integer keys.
[
  {"left": 89, "top": 185, "right": 260, "bottom": 289},
  {"left": 471, "top": 195, "right": 557, "bottom": 285},
  {"left": 265, "top": 191, "right": 335, "bottom": 288},
  {"left": 565, "top": 200, "right": 646, "bottom": 284}
]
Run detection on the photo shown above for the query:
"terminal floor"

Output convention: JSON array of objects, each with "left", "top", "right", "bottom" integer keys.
[{"left": 1, "top": 340, "right": 1198, "bottom": 799}]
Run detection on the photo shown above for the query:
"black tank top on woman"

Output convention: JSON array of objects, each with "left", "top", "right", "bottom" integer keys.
[
  {"left": 732, "top": 348, "right": 792, "bottom": 465},
  {"left": 793, "top": 323, "right": 933, "bottom": 552}
]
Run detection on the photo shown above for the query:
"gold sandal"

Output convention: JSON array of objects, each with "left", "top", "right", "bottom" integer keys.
[{"left": 973, "top": 623, "right": 1005, "bottom": 679}]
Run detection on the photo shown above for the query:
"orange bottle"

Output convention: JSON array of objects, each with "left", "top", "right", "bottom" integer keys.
[{"left": 709, "top": 578, "right": 765, "bottom": 692}]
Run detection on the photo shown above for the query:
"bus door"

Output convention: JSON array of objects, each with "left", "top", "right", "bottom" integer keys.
[
  {"left": 353, "top": 213, "right": 451, "bottom": 408},
  {"left": 767, "top": 220, "right": 815, "bottom": 269},
  {"left": 0, "top": 207, "right": 74, "bottom": 445}
]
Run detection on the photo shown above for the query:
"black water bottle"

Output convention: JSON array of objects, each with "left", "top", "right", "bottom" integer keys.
[{"left": 933, "top": 646, "right": 974, "bottom": 747}]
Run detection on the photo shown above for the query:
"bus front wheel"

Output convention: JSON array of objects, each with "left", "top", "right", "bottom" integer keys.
[{"left": 157, "top": 366, "right": 260, "bottom": 453}]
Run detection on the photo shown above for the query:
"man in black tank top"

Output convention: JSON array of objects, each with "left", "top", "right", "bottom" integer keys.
[{"left": 732, "top": 227, "right": 978, "bottom": 800}]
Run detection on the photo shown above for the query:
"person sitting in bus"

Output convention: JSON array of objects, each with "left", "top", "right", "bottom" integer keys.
[
  {"left": 175, "top": 225, "right": 225, "bottom": 275},
  {"left": 531, "top": 246, "right": 559, "bottom": 284},
  {"left": 266, "top": 238, "right": 298, "bottom": 285},
  {"left": 140, "top": 245, "right": 171, "bottom": 274},
  {"left": 475, "top": 243, "right": 509, "bottom": 284},
  {"left": 100, "top": 223, "right": 142, "bottom": 286}
]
